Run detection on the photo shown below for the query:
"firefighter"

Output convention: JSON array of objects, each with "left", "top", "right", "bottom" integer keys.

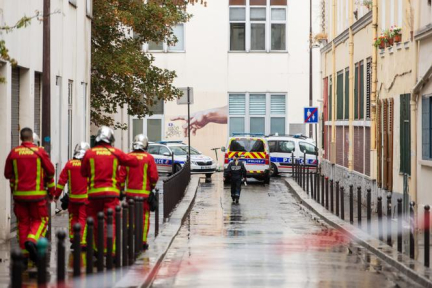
[
  {"left": 223, "top": 154, "right": 247, "bottom": 204},
  {"left": 55, "top": 142, "right": 90, "bottom": 249},
  {"left": 119, "top": 134, "right": 159, "bottom": 250},
  {"left": 4, "top": 128, "right": 55, "bottom": 263},
  {"left": 81, "top": 126, "right": 138, "bottom": 253}
]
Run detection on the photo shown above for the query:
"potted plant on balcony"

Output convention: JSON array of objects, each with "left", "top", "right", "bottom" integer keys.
[
  {"left": 384, "top": 29, "right": 394, "bottom": 47},
  {"left": 392, "top": 25, "right": 402, "bottom": 43},
  {"left": 362, "top": 0, "right": 372, "bottom": 10},
  {"left": 374, "top": 34, "right": 386, "bottom": 49}
]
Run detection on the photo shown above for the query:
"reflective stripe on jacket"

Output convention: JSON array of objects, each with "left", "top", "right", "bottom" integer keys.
[
  {"left": 4, "top": 142, "right": 55, "bottom": 202},
  {"left": 81, "top": 143, "right": 139, "bottom": 199},
  {"left": 56, "top": 159, "right": 88, "bottom": 203},
  {"left": 118, "top": 151, "right": 159, "bottom": 198}
]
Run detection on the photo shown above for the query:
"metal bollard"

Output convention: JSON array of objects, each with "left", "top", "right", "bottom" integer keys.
[
  {"left": 135, "top": 197, "right": 141, "bottom": 258},
  {"left": 306, "top": 167, "right": 309, "bottom": 194},
  {"left": 335, "top": 181, "right": 340, "bottom": 217},
  {"left": 11, "top": 249, "right": 23, "bottom": 288},
  {"left": 340, "top": 187, "right": 345, "bottom": 220},
  {"left": 128, "top": 198, "right": 135, "bottom": 265},
  {"left": 291, "top": 153, "right": 295, "bottom": 177},
  {"left": 73, "top": 223, "right": 82, "bottom": 277},
  {"left": 367, "top": 189, "right": 371, "bottom": 234},
  {"left": 377, "top": 197, "right": 383, "bottom": 241},
  {"left": 387, "top": 194, "right": 392, "bottom": 247},
  {"left": 86, "top": 217, "right": 94, "bottom": 274},
  {"left": 397, "top": 198, "right": 403, "bottom": 253},
  {"left": 357, "top": 186, "right": 362, "bottom": 227},
  {"left": 410, "top": 201, "right": 415, "bottom": 259},
  {"left": 57, "top": 230, "right": 66, "bottom": 284},
  {"left": 122, "top": 202, "right": 129, "bottom": 267},
  {"left": 316, "top": 172, "right": 320, "bottom": 202},
  {"left": 115, "top": 206, "right": 122, "bottom": 269},
  {"left": 330, "top": 180, "right": 334, "bottom": 213},
  {"left": 155, "top": 189, "right": 160, "bottom": 237},
  {"left": 321, "top": 175, "right": 325, "bottom": 206},
  {"left": 425, "top": 205, "right": 430, "bottom": 268},
  {"left": 106, "top": 209, "right": 114, "bottom": 270},
  {"left": 325, "top": 177, "right": 329, "bottom": 210},
  {"left": 37, "top": 238, "right": 49, "bottom": 286},
  {"left": 349, "top": 185, "right": 354, "bottom": 224},
  {"left": 97, "top": 212, "right": 104, "bottom": 272}
]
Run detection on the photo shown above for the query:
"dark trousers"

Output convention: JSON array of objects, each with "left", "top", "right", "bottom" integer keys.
[{"left": 231, "top": 179, "right": 242, "bottom": 198}]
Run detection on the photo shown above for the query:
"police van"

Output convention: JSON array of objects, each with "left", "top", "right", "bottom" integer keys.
[
  {"left": 266, "top": 134, "right": 318, "bottom": 176},
  {"left": 147, "top": 141, "right": 217, "bottom": 177},
  {"left": 222, "top": 134, "right": 271, "bottom": 184}
]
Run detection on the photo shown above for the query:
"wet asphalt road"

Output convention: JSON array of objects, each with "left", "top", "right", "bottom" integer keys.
[{"left": 152, "top": 174, "right": 420, "bottom": 288}]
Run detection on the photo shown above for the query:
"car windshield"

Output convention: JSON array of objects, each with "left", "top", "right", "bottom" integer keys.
[
  {"left": 229, "top": 139, "right": 265, "bottom": 152},
  {"left": 170, "top": 146, "right": 200, "bottom": 156}
]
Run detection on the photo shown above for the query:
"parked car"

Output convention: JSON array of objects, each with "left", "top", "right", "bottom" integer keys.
[
  {"left": 147, "top": 141, "right": 217, "bottom": 177},
  {"left": 222, "top": 134, "right": 271, "bottom": 184},
  {"left": 266, "top": 135, "right": 318, "bottom": 176}
]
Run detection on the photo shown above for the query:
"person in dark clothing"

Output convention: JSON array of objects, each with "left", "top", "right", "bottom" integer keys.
[{"left": 224, "top": 154, "right": 247, "bottom": 204}]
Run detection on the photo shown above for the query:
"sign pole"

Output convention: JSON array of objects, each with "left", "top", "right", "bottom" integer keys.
[{"left": 187, "top": 87, "right": 191, "bottom": 163}]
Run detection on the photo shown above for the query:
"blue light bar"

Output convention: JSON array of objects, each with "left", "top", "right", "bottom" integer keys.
[
  {"left": 232, "top": 133, "right": 265, "bottom": 137},
  {"left": 157, "top": 140, "right": 184, "bottom": 145}
]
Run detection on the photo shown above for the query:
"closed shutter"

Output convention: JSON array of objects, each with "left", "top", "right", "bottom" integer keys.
[
  {"left": 271, "top": 95, "right": 285, "bottom": 114},
  {"left": 366, "top": 59, "right": 371, "bottom": 119},
  {"left": 383, "top": 99, "right": 388, "bottom": 190},
  {"left": 11, "top": 68, "right": 20, "bottom": 149},
  {"left": 400, "top": 94, "right": 411, "bottom": 175},
  {"left": 345, "top": 68, "right": 349, "bottom": 119},
  {"left": 229, "top": 94, "right": 246, "bottom": 115},
  {"left": 337, "top": 71, "right": 344, "bottom": 119},
  {"left": 329, "top": 76, "right": 332, "bottom": 120},
  {"left": 422, "top": 97, "right": 431, "bottom": 160},
  {"left": 354, "top": 64, "right": 358, "bottom": 119},
  {"left": 34, "top": 73, "right": 42, "bottom": 136},
  {"left": 377, "top": 100, "right": 382, "bottom": 188},
  {"left": 389, "top": 98, "right": 394, "bottom": 191},
  {"left": 249, "top": 94, "right": 266, "bottom": 115},
  {"left": 360, "top": 61, "right": 364, "bottom": 119}
]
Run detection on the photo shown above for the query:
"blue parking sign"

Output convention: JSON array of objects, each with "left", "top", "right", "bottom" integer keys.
[{"left": 304, "top": 107, "right": 319, "bottom": 124}]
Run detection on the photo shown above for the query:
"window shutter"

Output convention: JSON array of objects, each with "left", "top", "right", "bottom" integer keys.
[
  {"left": 329, "top": 76, "right": 333, "bottom": 120},
  {"left": 249, "top": 94, "right": 266, "bottom": 115},
  {"left": 366, "top": 59, "right": 371, "bottom": 119},
  {"left": 354, "top": 65, "right": 358, "bottom": 119},
  {"left": 229, "top": 94, "right": 246, "bottom": 115},
  {"left": 422, "top": 97, "right": 431, "bottom": 159},
  {"left": 337, "top": 71, "right": 344, "bottom": 120},
  {"left": 389, "top": 98, "right": 394, "bottom": 191},
  {"left": 345, "top": 68, "right": 349, "bottom": 120},
  {"left": 271, "top": 95, "right": 286, "bottom": 114},
  {"left": 383, "top": 99, "right": 388, "bottom": 190},
  {"left": 360, "top": 62, "right": 365, "bottom": 119},
  {"left": 400, "top": 94, "right": 411, "bottom": 174},
  {"left": 377, "top": 100, "right": 382, "bottom": 188}
]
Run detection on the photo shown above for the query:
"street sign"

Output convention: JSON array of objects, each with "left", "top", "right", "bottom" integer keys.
[
  {"left": 304, "top": 107, "right": 319, "bottom": 124},
  {"left": 177, "top": 87, "right": 194, "bottom": 105}
]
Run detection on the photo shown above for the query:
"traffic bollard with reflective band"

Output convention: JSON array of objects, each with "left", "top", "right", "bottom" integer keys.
[
  {"left": 340, "top": 187, "right": 345, "bottom": 220},
  {"left": 106, "top": 209, "right": 114, "bottom": 270},
  {"left": 135, "top": 197, "right": 141, "bottom": 258},
  {"left": 73, "top": 223, "right": 82, "bottom": 277},
  {"left": 128, "top": 199, "right": 135, "bottom": 265},
  {"left": 321, "top": 175, "right": 325, "bottom": 206},
  {"left": 349, "top": 185, "right": 354, "bottom": 224},
  {"left": 387, "top": 194, "right": 392, "bottom": 247},
  {"left": 97, "top": 212, "right": 104, "bottom": 272},
  {"left": 397, "top": 199, "right": 403, "bottom": 253},
  {"left": 86, "top": 217, "right": 94, "bottom": 274},
  {"left": 115, "top": 206, "right": 122, "bottom": 269},
  {"left": 377, "top": 197, "right": 383, "bottom": 241},
  {"left": 425, "top": 205, "right": 430, "bottom": 267},
  {"left": 410, "top": 202, "right": 416, "bottom": 259},
  {"left": 325, "top": 177, "right": 329, "bottom": 210},
  {"left": 37, "top": 238, "right": 49, "bottom": 286},
  {"left": 11, "top": 249, "right": 23, "bottom": 288},
  {"left": 155, "top": 189, "right": 160, "bottom": 237},
  {"left": 367, "top": 189, "right": 372, "bottom": 234},
  {"left": 335, "top": 181, "right": 340, "bottom": 216},
  {"left": 57, "top": 230, "right": 66, "bottom": 284},
  {"left": 122, "top": 202, "right": 129, "bottom": 267},
  {"left": 357, "top": 187, "right": 362, "bottom": 227},
  {"left": 330, "top": 180, "right": 334, "bottom": 213}
]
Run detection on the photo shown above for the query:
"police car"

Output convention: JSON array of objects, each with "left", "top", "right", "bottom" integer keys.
[
  {"left": 266, "top": 134, "right": 318, "bottom": 176},
  {"left": 147, "top": 141, "right": 217, "bottom": 177},
  {"left": 222, "top": 134, "right": 271, "bottom": 184}
]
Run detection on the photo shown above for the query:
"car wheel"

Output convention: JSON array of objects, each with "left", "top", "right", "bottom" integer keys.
[
  {"left": 264, "top": 174, "right": 270, "bottom": 185},
  {"left": 174, "top": 164, "right": 182, "bottom": 173},
  {"left": 270, "top": 163, "right": 278, "bottom": 177}
]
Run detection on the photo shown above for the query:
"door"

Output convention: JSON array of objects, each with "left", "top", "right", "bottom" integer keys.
[
  {"left": 158, "top": 146, "right": 173, "bottom": 173},
  {"left": 269, "top": 140, "right": 295, "bottom": 173}
]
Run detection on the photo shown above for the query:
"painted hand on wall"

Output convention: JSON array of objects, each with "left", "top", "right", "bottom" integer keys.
[{"left": 170, "top": 106, "right": 228, "bottom": 137}]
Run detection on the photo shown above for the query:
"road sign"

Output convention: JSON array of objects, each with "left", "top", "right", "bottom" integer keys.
[
  {"left": 177, "top": 87, "right": 194, "bottom": 105},
  {"left": 304, "top": 107, "right": 319, "bottom": 124}
]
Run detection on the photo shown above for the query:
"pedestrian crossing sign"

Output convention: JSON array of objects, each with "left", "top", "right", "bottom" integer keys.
[{"left": 304, "top": 107, "right": 319, "bottom": 124}]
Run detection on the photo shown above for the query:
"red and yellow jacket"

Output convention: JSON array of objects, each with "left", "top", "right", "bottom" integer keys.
[
  {"left": 118, "top": 151, "right": 159, "bottom": 198},
  {"left": 55, "top": 159, "right": 88, "bottom": 204},
  {"left": 81, "top": 143, "right": 139, "bottom": 199},
  {"left": 4, "top": 142, "right": 55, "bottom": 202}
]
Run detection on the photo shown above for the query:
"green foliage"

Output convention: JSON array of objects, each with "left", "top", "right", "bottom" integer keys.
[{"left": 91, "top": 0, "right": 203, "bottom": 129}]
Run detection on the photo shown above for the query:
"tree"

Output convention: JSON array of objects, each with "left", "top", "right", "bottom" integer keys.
[{"left": 91, "top": 0, "right": 205, "bottom": 129}]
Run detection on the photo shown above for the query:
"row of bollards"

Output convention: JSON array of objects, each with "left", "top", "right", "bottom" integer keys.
[
  {"left": 11, "top": 192, "right": 160, "bottom": 286},
  {"left": 294, "top": 170, "right": 432, "bottom": 267}
]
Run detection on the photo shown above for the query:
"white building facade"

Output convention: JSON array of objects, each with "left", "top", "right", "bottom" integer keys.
[{"left": 0, "top": 0, "right": 92, "bottom": 240}]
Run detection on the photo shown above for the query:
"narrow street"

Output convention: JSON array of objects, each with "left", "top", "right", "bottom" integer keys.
[{"left": 151, "top": 174, "right": 419, "bottom": 288}]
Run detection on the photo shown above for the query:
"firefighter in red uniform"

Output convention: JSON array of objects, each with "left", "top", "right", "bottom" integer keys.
[
  {"left": 55, "top": 142, "right": 90, "bottom": 249},
  {"left": 119, "top": 134, "right": 159, "bottom": 250},
  {"left": 4, "top": 128, "right": 55, "bottom": 263},
  {"left": 81, "top": 126, "right": 138, "bottom": 253}
]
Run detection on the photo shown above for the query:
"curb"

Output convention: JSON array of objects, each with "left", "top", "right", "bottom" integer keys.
[
  {"left": 284, "top": 177, "right": 432, "bottom": 288},
  {"left": 115, "top": 175, "right": 201, "bottom": 288}
]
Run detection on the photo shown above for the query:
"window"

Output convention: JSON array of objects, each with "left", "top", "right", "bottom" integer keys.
[
  {"left": 366, "top": 59, "right": 371, "bottom": 119},
  {"left": 268, "top": 140, "right": 277, "bottom": 152},
  {"left": 228, "top": 93, "right": 286, "bottom": 136},
  {"left": 229, "top": 0, "right": 287, "bottom": 52},
  {"left": 147, "top": 119, "right": 162, "bottom": 142},
  {"left": 229, "top": 139, "right": 265, "bottom": 152},
  {"left": 400, "top": 94, "right": 411, "bottom": 174},
  {"left": 69, "top": 0, "right": 77, "bottom": 7},
  {"left": 354, "top": 61, "right": 364, "bottom": 120},
  {"left": 337, "top": 71, "right": 343, "bottom": 120},
  {"left": 68, "top": 80, "right": 73, "bottom": 159},
  {"left": 159, "top": 146, "right": 171, "bottom": 156},
  {"left": 34, "top": 73, "right": 42, "bottom": 136},
  {"left": 148, "top": 24, "right": 185, "bottom": 52},
  {"left": 133, "top": 119, "right": 144, "bottom": 139},
  {"left": 148, "top": 145, "right": 160, "bottom": 155},
  {"left": 423, "top": 96, "right": 432, "bottom": 160},
  {"left": 299, "top": 142, "right": 317, "bottom": 155},
  {"left": 344, "top": 68, "right": 349, "bottom": 120},
  {"left": 86, "top": 0, "right": 93, "bottom": 17},
  {"left": 279, "top": 140, "right": 295, "bottom": 153}
]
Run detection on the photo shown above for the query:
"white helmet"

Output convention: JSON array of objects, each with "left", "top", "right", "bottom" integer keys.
[
  {"left": 95, "top": 126, "right": 115, "bottom": 144},
  {"left": 73, "top": 142, "right": 90, "bottom": 159},
  {"left": 33, "top": 133, "right": 40, "bottom": 146},
  {"left": 132, "top": 134, "right": 148, "bottom": 151}
]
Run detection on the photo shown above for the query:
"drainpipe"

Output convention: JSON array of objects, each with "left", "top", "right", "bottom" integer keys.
[
  {"left": 348, "top": 0, "right": 354, "bottom": 171},
  {"left": 331, "top": 0, "right": 336, "bottom": 148},
  {"left": 371, "top": 0, "right": 378, "bottom": 179}
]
